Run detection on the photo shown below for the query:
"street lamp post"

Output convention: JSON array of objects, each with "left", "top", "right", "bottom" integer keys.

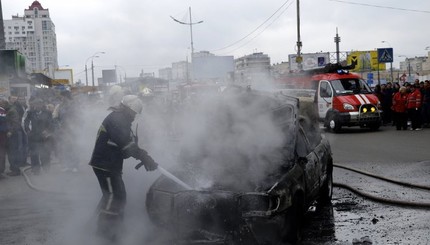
[
  {"left": 85, "top": 52, "right": 105, "bottom": 86},
  {"left": 170, "top": 7, "right": 203, "bottom": 61}
]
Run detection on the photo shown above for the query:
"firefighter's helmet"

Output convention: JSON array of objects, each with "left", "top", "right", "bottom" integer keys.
[
  {"left": 121, "top": 95, "right": 143, "bottom": 114},
  {"left": 109, "top": 85, "right": 123, "bottom": 96}
]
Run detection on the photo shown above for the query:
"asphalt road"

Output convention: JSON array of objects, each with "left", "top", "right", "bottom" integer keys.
[
  {"left": 0, "top": 125, "right": 429, "bottom": 245},
  {"left": 311, "top": 125, "right": 430, "bottom": 245}
]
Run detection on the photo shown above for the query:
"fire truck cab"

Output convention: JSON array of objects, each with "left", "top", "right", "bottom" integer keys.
[{"left": 313, "top": 68, "right": 382, "bottom": 132}]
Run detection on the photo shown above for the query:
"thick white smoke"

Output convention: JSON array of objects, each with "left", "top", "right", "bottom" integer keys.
[{"left": 140, "top": 88, "right": 293, "bottom": 192}]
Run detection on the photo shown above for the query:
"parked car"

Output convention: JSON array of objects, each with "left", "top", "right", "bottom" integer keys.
[{"left": 145, "top": 87, "right": 333, "bottom": 244}]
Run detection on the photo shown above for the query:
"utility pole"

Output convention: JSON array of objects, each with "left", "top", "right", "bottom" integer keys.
[
  {"left": 296, "top": 0, "right": 303, "bottom": 71},
  {"left": 91, "top": 59, "right": 95, "bottom": 87},
  {"left": 170, "top": 7, "right": 203, "bottom": 62},
  {"left": 171, "top": 7, "right": 203, "bottom": 83},
  {"left": 334, "top": 28, "right": 341, "bottom": 64}
]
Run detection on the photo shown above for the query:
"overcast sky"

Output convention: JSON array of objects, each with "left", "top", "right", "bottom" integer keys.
[{"left": 2, "top": 0, "right": 430, "bottom": 83}]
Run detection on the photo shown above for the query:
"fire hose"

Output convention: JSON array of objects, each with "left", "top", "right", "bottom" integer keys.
[
  {"left": 333, "top": 163, "right": 430, "bottom": 209},
  {"left": 21, "top": 166, "right": 61, "bottom": 194},
  {"left": 21, "top": 162, "right": 193, "bottom": 193},
  {"left": 135, "top": 161, "right": 193, "bottom": 190}
]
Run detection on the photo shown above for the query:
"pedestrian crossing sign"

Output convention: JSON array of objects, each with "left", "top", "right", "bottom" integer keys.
[{"left": 377, "top": 48, "right": 393, "bottom": 63}]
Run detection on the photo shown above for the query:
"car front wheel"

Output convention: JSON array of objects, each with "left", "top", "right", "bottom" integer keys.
[
  {"left": 318, "top": 167, "right": 333, "bottom": 207},
  {"left": 282, "top": 194, "right": 304, "bottom": 244}
]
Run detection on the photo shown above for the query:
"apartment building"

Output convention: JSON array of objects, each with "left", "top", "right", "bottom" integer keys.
[{"left": 3, "top": 1, "right": 58, "bottom": 76}]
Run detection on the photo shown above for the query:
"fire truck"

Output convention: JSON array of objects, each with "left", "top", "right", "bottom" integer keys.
[{"left": 278, "top": 63, "right": 382, "bottom": 133}]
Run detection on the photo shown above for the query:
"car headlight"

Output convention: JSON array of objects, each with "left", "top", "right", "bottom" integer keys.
[{"left": 343, "top": 103, "right": 354, "bottom": 110}]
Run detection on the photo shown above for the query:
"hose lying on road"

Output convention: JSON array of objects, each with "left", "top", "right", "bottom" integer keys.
[
  {"left": 334, "top": 163, "right": 430, "bottom": 191},
  {"left": 21, "top": 166, "right": 61, "bottom": 194},
  {"left": 333, "top": 163, "right": 430, "bottom": 209}
]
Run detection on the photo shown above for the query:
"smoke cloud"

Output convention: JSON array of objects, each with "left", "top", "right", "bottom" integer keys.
[{"left": 141, "top": 87, "right": 295, "bottom": 192}]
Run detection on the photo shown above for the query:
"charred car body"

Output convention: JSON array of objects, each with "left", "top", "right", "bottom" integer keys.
[{"left": 146, "top": 87, "right": 333, "bottom": 244}]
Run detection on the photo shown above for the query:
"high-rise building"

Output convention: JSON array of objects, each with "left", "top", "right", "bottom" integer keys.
[
  {"left": 3, "top": 1, "right": 58, "bottom": 76},
  {"left": 235, "top": 52, "right": 271, "bottom": 84}
]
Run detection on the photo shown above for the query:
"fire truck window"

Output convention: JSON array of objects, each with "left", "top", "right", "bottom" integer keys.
[{"left": 319, "top": 82, "right": 332, "bottom": 98}]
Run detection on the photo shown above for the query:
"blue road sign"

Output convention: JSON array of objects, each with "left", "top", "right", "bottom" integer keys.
[{"left": 377, "top": 48, "right": 393, "bottom": 63}]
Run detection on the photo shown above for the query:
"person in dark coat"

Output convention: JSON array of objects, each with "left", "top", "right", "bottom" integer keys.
[
  {"left": 89, "top": 94, "right": 158, "bottom": 241},
  {"left": 381, "top": 82, "right": 394, "bottom": 125},
  {"left": 0, "top": 99, "right": 9, "bottom": 176},
  {"left": 421, "top": 81, "right": 430, "bottom": 127},
  {"left": 54, "top": 90, "right": 80, "bottom": 172},
  {"left": 6, "top": 96, "right": 27, "bottom": 176},
  {"left": 23, "top": 99, "right": 54, "bottom": 174}
]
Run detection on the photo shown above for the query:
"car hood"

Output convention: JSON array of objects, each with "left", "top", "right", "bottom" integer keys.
[{"left": 335, "top": 93, "right": 379, "bottom": 106}]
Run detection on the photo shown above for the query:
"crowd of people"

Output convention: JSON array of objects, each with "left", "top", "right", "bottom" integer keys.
[
  {"left": 374, "top": 79, "right": 430, "bottom": 130},
  {"left": 0, "top": 89, "right": 79, "bottom": 177}
]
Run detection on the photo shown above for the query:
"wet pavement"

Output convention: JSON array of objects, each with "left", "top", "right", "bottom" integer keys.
[{"left": 0, "top": 125, "right": 429, "bottom": 244}]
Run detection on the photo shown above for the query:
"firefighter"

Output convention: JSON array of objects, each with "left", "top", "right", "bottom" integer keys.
[
  {"left": 107, "top": 85, "right": 125, "bottom": 107},
  {"left": 89, "top": 94, "right": 158, "bottom": 241},
  {"left": 406, "top": 84, "right": 422, "bottom": 130}
]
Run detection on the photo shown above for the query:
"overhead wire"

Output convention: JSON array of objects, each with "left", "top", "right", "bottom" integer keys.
[
  {"left": 328, "top": 0, "right": 430, "bottom": 14},
  {"left": 217, "top": 0, "right": 294, "bottom": 55},
  {"left": 210, "top": 0, "right": 293, "bottom": 53}
]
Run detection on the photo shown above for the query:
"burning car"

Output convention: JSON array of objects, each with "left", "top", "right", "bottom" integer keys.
[{"left": 145, "top": 87, "right": 333, "bottom": 244}]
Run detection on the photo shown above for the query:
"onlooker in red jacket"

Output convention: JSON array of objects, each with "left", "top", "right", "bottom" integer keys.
[
  {"left": 406, "top": 84, "right": 422, "bottom": 130},
  {"left": 392, "top": 87, "right": 408, "bottom": 130}
]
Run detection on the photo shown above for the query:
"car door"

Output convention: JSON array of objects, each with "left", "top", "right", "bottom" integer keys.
[
  {"left": 296, "top": 126, "right": 320, "bottom": 198},
  {"left": 312, "top": 138, "right": 329, "bottom": 190},
  {"left": 317, "top": 80, "right": 333, "bottom": 119}
]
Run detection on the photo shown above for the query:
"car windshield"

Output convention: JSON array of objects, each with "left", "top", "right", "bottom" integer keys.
[{"left": 330, "top": 78, "right": 372, "bottom": 94}]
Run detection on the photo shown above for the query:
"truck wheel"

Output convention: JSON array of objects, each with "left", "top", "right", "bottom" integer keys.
[{"left": 327, "top": 114, "right": 341, "bottom": 133}]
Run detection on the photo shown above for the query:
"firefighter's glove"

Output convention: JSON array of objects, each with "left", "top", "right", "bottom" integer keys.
[{"left": 141, "top": 154, "right": 158, "bottom": 171}]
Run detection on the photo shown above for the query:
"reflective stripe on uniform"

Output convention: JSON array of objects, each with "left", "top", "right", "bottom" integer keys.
[
  {"left": 105, "top": 177, "right": 114, "bottom": 212},
  {"left": 99, "top": 209, "right": 120, "bottom": 216},
  {"left": 107, "top": 139, "right": 118, "bottom": 147},
  {"left": 121, "top": 141, "right": 135, "bottom": 152}
]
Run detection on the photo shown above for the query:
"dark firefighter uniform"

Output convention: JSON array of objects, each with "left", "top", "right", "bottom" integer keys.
[{"left": 89, "top": 101, "right": 157, "bottom": 241}]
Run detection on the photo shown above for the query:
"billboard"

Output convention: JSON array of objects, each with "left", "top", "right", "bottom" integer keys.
[
  {"left": 347, "top": 51, "right": 386, "bottom": 72},
  {"left": 289, "top": 52, "right": 330, "bottom": 71},
  {"left": 53, "top": 68, "right": 73, "bottom": 84},
  {"left": 102, "top": 69, "right": 117, "bottom": 84}
]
